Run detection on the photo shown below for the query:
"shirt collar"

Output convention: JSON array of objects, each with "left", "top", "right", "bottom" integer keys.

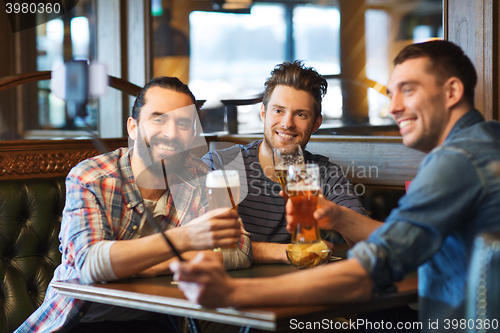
[
  {"left": 445, "top": 109, "right": 485, "bottom": 143},
  {"left": 118, "top": 148, "right": 145, "bottom": 212}
]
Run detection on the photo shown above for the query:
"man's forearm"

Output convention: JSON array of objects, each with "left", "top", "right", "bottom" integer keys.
[
  {"left": 139, "top": 250, "right": 222, "bottom": 277},
  {"left": 335, "top": 206, "right": 383, "bottom": 246},
  {"left": 110, "top": 231, "right": 184, "bottom": 279},
  {"left": 228, "top": 258, "right": 373, "bottom": 307},
  {"left": 110, "top": 233, "right": 221, "bottom": 280},
  {"left": 252, "top": 242, "right": 288, "bottom": 263}
]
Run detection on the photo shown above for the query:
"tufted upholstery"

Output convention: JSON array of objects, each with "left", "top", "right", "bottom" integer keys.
[{"left": 0, "top": 177, "right": 65, "bottom": 333}]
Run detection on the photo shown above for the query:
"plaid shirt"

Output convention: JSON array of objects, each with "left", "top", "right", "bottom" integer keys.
[{"left": 16, "top": 148, "right": 251, "bottom": 333}]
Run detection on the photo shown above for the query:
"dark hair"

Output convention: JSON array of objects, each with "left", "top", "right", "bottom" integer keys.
[
  {"left": 263, "top": 61, "right": 327, "bottom": 119},
  {"left": 131, "top": 77, "right": 197, "bottom": 120},
  {"left": 394, "top": 40, "right": 477, "bottom": 106}
]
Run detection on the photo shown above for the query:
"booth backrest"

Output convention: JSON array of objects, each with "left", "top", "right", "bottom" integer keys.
[{"left": 0, "top": 177, "right": 65, "bottom": 333}]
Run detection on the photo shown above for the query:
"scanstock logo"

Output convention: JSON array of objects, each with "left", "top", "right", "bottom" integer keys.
[{"left": 3, "top": 0, "right": 79, "bottom": 33}]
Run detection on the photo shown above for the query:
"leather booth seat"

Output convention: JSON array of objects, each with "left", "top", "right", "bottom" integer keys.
[{"left": 0, "top": 177, "right": 65, "bottom": 333}]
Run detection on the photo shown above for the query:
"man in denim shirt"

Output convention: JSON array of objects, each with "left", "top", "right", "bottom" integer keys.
[{"left": 171, "top": 41, "right": 500, "bottom": 332}]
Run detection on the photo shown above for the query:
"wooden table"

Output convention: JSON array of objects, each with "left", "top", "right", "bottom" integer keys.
[{"left": 52, "top": 260, "right": 418, "bottom": 332}]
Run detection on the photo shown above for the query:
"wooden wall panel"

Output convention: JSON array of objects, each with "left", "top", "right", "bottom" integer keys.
[
  {"left": 447, "top": 0, "right": 498, "bottom": 121},
  {"left": 209, "top": 135, "right": 426, "bottom": 187},
  {"left": 0, "top": 138, "right": 128, "bottom": 180}
]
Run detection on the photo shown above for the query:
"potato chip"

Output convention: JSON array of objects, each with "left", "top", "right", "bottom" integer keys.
[{"left": 286, "top": 241, "right": 330, "bottom": 268}]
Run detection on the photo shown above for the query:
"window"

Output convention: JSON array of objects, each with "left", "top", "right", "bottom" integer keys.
[
  {"left": 34, "top": 2, "right": 98, "bottom": 135},
  {"left": 190, "top": 4, "right": 286, "bottom": 133},
  {"left": 188, "top": 0, "right": 443, "bottom": 135},
  {"left": 0, "top": 0, "right": 136, "bottom": 140}
]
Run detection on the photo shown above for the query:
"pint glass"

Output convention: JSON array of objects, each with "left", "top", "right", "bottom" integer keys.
[
  {"left": 206, "top": 170, "right": 240, "bottom": 210},
  {"left": 286, "top": 164, "right": 321, "bottom": 243},
  {"left": 206, "top": 170, "right": 240, "bottom": 249},
  {"left": 273, "top": 144, "right": 304, "bottom": 200}
]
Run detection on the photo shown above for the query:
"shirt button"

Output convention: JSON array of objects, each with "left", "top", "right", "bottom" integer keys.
[{"left": 132, "top": 225, "right": 138, "bottom": 230}]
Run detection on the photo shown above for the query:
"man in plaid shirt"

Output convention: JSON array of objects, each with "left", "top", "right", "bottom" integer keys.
[{"left": 16, "top": 77, "right": 251, "bottom": 333}]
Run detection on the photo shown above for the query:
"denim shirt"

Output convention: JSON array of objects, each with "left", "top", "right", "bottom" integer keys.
[{"left": 349, "top": 110, "right": 500, "bottom": 332}]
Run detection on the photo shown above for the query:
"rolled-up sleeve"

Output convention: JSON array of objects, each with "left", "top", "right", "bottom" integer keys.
[
  {"left": 60, "top": 169, "right": 118, "bottom": 278},
  {"left": 222, "top": 232, "right": 253, "bottom": 270}
]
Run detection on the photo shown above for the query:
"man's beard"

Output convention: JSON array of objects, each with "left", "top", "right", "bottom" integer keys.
[
  {"left": 135, "top": 128, "right": 190, "bottom": 183},
  {"left": 263, "top": 130, "right": 276, "bottom": 152}
]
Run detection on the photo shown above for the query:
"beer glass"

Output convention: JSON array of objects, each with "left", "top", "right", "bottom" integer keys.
[
  {"left": 286, "top": 164, "right": 321, "bottom": 243},
  {"left": 273, "top": 144, "right": 304, "bottom": 200},
  {"left": 206, "top": 170, "right": 240, "bottom": 249},
  {"left": 206, "top": 170, "right": 240, "bottom": 210}
]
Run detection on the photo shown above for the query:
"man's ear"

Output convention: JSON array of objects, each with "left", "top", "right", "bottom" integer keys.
[
  {"left": 127, "top": 117, "right": 138, "bottom": 141},
  {"left": 445, "top": 77, "right": 465, "bottom": 109},
  {"left": 260, "top": 104, "right": 266, "bottom": 123},
  {"left": 312, "top": 114, "right": 322, "bottom": 133}
]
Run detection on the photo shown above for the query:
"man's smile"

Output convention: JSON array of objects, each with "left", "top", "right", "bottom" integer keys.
[
  {"left": 276, "top": 131, "right": 298, "bottom": 140},
  {"left": 397, "top": 118, "right": 417, "bottom": 134},
  {"left": 157, "top": 143, "right": 177, "bottom": 151}
]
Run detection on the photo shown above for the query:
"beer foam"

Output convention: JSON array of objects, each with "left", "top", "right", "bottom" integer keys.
[
  {"left": 206, "top": 170, "right": 240, "bottom": 188},
  {"left": 286, "top": 185, "right": 321, "bottom": 192},
  {"left": 274, "top": 164, "right": 288, "bottom": 171}
]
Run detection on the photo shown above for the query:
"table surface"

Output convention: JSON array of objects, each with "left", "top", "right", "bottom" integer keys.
[{"left": 53, "top": 248, "right": 418, "bottom": 331}]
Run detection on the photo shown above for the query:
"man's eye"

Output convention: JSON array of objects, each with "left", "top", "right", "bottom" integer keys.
[
  {"left": 178, "top": 121, "right": 189, "bottom": 129},
  {"left": 274, "top": 108, "right": 283, "bottom": 114},
  {"left": 152, "top": 117, "right": 166, "bottom": 125},
  {"left": 297, "top": 113, "right": 306, "bottom": 118}
]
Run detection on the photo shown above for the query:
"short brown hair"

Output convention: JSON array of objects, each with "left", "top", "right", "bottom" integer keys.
[
  {"left": 263, "top": 61, "right": 327, "bottom": 119},
  {"left": 394, "top": 40, "right": 477, "bottom": 107}
]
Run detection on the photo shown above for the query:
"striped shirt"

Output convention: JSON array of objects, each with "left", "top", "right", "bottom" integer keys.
[
  {"left": 203, "top": 140, "right": 366, "bottom": 243},
  {"left": 16, "top": 147, "right": 250, "bottom": 333}
]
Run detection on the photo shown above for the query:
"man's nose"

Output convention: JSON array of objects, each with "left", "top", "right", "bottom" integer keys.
[
  {"left": 388, "top": 92, "right": 404, "bottom": 117},
  {"left": 161, "top": 119, "right": 178, "bottom": 139},
  {"left": 281, "top": 113, "right": 295, "bottom": 129}
]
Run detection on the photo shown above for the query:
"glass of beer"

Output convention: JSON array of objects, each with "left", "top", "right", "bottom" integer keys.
[
  {"left": 206, "top": 170, "right": 240, "bottom": 249},
  {"left": 286, "top": 164, "right": 321, "bottom": 243},
  {"left": 273, "top": 144, "right": 304, "bottom": 200}
]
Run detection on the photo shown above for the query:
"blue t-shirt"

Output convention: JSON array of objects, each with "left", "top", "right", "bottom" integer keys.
[{"left": 349, "top": 110, "right": 500, "bottom": 332}]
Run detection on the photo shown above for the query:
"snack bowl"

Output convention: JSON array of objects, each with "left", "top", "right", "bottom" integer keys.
[{"left": 286, "top": 241, "right": 331, "bottom": 269}]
